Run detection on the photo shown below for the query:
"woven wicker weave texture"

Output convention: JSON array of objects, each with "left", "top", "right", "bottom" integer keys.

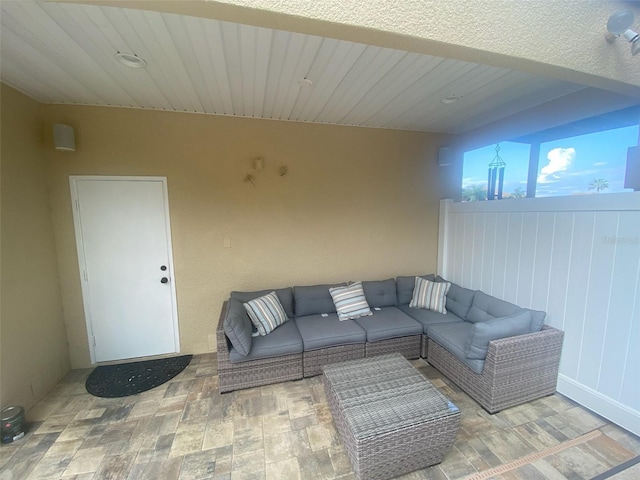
[{"left": 323, "top": 353, "right": 460, "bottom": 480}]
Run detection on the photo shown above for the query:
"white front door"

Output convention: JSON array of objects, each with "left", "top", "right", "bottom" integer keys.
[{"left": 70, "top": 176, "right": 179, "bottom": 363}]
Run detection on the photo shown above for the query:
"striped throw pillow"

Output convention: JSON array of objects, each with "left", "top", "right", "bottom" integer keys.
[
  {"left": 409, "top": 277, "right": 451, "bottom": 313},
  {"left": 329, "top": 281, "right": 373, "bottom": 321},
  {"left": 243, "top": 291, "right": 288, "bottom": 336}
]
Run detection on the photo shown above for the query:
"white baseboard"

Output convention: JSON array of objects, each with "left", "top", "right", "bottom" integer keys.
[{"left": 557, "top": 374, "right": 640, "bottom": 436}]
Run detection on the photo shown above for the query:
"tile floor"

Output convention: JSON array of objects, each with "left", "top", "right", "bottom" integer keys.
[{"left": 1, "top": 354, "right": 639, "bottom": 480}]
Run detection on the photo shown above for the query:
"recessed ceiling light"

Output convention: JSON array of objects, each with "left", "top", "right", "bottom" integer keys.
[
  {"left": 298, "top": 77, "right": 313, "bottom": 87},
  {"left": 441, "top": 95, "right": 461, "bottom": 104},
  {"left": 115, "top": 52, "right": 147, "bottom": 69}
]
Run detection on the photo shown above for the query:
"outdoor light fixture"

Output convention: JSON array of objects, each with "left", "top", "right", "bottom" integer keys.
[
  {"left": 605, "top": 10, "right": 640, "bottom": 56},
  {"left": 115, "top": 52, "right": 148, "bottom": 68},
  {"left": 441, "top": 95, "right": 461, "bottom": 104}
]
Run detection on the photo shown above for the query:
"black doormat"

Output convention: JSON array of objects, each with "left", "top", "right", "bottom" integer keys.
[{"left": 86, "top": 355, "right": 192, "bottom": 398}]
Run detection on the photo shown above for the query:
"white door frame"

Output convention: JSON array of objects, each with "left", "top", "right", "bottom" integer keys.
[{"left": 69, "top": 175, "right": 180, "bottom": 364}]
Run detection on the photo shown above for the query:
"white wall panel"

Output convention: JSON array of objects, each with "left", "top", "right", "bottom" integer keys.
[
  {"left": 621, "top": 304, "right": 640, "bottom": 409},
  {"left": 461, "top": 213, "right": 476, "bottom": 288},
  {"left": 503, "top": 213, "right": 523, "bottom": 305},
  {"left": 470, "top": 215, "right": 485, "bottom": 290},
  {"left": 491, "top": 212, "right": 510, "bottom": 299},
  {"left": 439, "top": 193, "right": 640, "bottom": 435},
  {"left": 546, "top": 212, "right": 574, "bottom": 332},
  {"left": 451, "top": 213, "right": 465, "bottom": 284},
  {"left": 517, "top": 212, "right": 538, "bottom": 307},
  {"left": 530, "top": 212, "right": 555, "bottom": 312},
  {"left": 563, "top": 212, "right": 595, "bottom": 378},
  {"left": 599, "top": 212, "right": 639, "bottom": 404},
  {"left": 479, "top": 213, "right": 497, "bottom": 294},
  {"left": 579, "top": 213, "right": 619, "bottom": 389},
  {"left": 616, "top": 211, "right": 640, "bottom": 410}
]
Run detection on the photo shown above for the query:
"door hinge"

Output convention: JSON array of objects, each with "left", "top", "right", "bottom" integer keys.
[
  {"left": 75, "top": 199, "right": 80, "bottom": 211},
  {"left": 92, "top": 335, "right": 96, "bottom": 347},
  {"left": 83, "top": 270, "right": 89, "bottom": 282}
]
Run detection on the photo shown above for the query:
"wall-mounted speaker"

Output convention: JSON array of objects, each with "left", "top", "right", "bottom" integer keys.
[
  {"left": 438, "top": 146, "right": 452, "bottom": 167},
  {"left": 53, "top": 124, "right": 75, "bottom": 151}
]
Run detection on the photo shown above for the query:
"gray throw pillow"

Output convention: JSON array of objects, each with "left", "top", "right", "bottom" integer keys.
[
  {"left": 528, "top": 309, "right": 546, "bottom": 332},
  {"left": 465, "top": 310, "right": 531, "bottom": 360},
  {"left": 223, "top": 298, "right": 253, "bottom": 356}
]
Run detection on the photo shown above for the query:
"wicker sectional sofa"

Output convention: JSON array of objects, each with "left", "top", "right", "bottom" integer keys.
[{"left": 216, "top": 275, "right": 564, "bottom": 413}]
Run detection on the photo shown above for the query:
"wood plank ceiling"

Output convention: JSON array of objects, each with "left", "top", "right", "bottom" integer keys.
[{"left": 0, "top": 1, "right": 587, "bottom": 134}]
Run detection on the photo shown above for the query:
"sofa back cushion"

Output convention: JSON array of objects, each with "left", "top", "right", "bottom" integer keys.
[
  {"left": 435, "top": 276, "right": 475, "bottom": 320},
  {"left": 231, "top": 287, "right": 294, "bottom": 319},
  {"left": 223, "top": 298, "right": 253, "bottom": 356},
  {"left": 294, "top": 283, "right": 345, "bottom": 317},
  {"left": 362, "top": 278, "right": 398, "bottom": 307},
  {"left": 528, "top": 309, "right": 546, "bottom": 332},
  {"left": 465, "top": 310, "right": 532, "bottom": 360},
  {"left": 466, "top": 290, "right": 522, "bottom": 323},
  {"left": 396, "top": 274, "right": 435, "bottom": 305}
]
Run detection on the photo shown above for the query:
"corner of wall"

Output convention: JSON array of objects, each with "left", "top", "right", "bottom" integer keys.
[{"left": 1, "top": 83, "right": 71, "bottom": 412}]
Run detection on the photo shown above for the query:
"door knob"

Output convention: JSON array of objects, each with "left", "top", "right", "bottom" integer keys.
[
  {"left": 160, "top": 265, "right": 167, "bottom": 271},
  {"left": 160, "top": 277, "right": 169, "bottom": 284}
]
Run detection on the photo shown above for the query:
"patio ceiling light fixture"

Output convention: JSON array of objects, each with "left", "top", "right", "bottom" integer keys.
[
  {"left": 605, "top": 10, "right": 640, "bottom": 56},
  {"left": 115, "top": 52, "right": 148, "bottom": 68}
]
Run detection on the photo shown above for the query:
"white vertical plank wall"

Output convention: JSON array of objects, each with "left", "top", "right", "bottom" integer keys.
[{"left": 437, "top": 193, "right": 640, "bottom": 436}]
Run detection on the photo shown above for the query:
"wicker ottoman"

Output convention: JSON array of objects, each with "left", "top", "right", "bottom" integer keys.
[{"left": 322, "top": 353, "right": 460, "bottom": 480}]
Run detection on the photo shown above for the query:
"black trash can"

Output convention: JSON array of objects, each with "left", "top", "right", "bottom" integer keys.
[{"left": 1, "top": 406, "right": 26, "bottom": 443}]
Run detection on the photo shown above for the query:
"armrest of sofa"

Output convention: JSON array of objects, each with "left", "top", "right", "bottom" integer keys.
[
  {"left": 483, "top": 325, "right": 564, "bottom": 382},
  {"left": 216, "top": 301, "right": 231, "bottom": 358}
]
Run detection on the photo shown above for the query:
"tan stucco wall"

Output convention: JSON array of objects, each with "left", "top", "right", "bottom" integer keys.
[
  {"left": 82, "top": 0, "right": 640, "bottom": 97},
  {"left": 42, "top": 104, "right": 448, "bottom": 368},
  {"left": 0, "top": 85, "right": 70, "bottom": 410}
]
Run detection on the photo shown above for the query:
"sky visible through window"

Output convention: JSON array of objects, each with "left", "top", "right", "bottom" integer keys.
[{"left": 462, "top": 125, "right": 639, "bottom": 199}]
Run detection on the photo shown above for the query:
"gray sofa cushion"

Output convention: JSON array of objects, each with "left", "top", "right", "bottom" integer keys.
[
  {"left": 528, "top": 309, "right": 546, "bottom": 333},
  {"left": 229, "top": 320, "right": 303, "bottom": 363},
  {"left": 295, "top": 314, "right": 367, "bottom": 350},
  {"left": 427, "top": 322, "right": 485, "bottom": 374},
  {"left": 435, "top": 276, "right": 475, "bottom": 320},
  {"left": 223, "top": 298, "right": 253, "bottom": 356},
  {"left": 362, "top": 278, "right": 398, "bottom": 307},
  {"left": 294, "top": 283, "right": 345, "bottom": 317},
  {"left": 398, "top": 304, "right": 464, "bottom": 333},
  {"left": 466, "top": 290, "right": 522, "bottom": 323},
  {"left": 465, "top": 310, "right": 532, "bottom": 360},
  {"left": 231, "top": 287, "right": 294, "bottom": 319},
  {"left": 396, "top": 274, "right": 435, "bottom": 305},
  {"left": 354, "top": 307, "right": 423, "bottom": 342}
]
